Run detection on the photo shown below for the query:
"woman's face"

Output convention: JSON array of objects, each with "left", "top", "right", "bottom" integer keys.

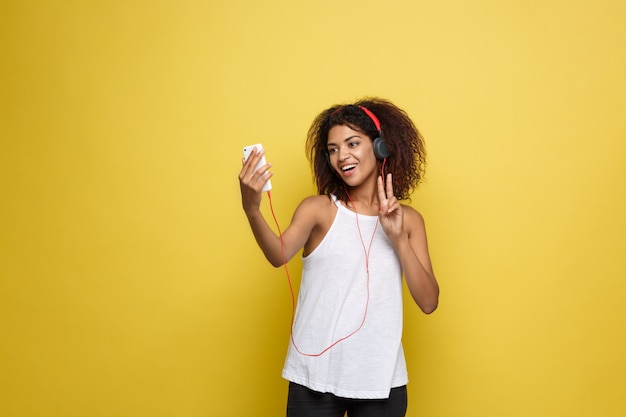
[{"left": 326, "top": 124, "right": 378, "bottom": 186}]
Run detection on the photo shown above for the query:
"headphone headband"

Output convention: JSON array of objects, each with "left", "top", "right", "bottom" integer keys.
[
  {"left": 359, "top": 106, "right": 390, "bottom": 159},
  {"left": 357, "top": 106, "right": 382, "bottom": 132}
]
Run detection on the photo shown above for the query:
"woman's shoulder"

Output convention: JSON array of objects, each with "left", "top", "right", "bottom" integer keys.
[
  {"left": 298, "top": 194, "right": 334, "bottom": 210},
  {"left": 298, "top": 195, "right": 337, "bottom": 256},
  {"left": 401, "top": 204, "right": 426, "bottom": 228},
  {"left": 293, "top": 194, "right": 336, "bottom": 223}
]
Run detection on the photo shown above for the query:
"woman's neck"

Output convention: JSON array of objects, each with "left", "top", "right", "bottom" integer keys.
[{"left": 343, "top": 182, "right": 379, "bottom": 215}]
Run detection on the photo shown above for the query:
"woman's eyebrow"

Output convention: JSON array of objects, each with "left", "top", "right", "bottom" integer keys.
[{"left": 327, "top": 135, "right": 361, "bottom": 147}]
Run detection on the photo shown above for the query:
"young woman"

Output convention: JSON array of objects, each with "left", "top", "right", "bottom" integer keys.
[{"left": 239, "top": 98, "right": 439, "bottom": 417}]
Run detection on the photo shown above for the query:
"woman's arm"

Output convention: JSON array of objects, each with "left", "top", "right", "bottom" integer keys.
[
  {"left": 242, "top": 198, "right": 320, "bottom": 267},
  {"left": 377, "top": 174, "right": 439, "bottom": 313},
  {"left": 393, "top": 207, "right": 439, "bottom": 314}
]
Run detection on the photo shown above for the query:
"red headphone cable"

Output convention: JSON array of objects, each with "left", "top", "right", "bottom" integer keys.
[{"left": 266, "top": 189, "right": 377, "bottom": 357}]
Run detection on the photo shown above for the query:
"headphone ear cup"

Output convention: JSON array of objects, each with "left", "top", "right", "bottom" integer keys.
[{"left": 373, "top": 137, "right": 391, "bottom": 159}]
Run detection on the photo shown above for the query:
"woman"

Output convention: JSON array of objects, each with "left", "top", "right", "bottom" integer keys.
[{"left": 239, "top": 98, "right": 439, "bottom": 417}]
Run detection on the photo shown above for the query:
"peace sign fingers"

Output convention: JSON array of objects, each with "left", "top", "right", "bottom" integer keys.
[
  {"left": 377, "top": 173, "right": 399, "bottom": 213},
  {"left": 377, "top": 173, "right": 403, "bottom": 238}
]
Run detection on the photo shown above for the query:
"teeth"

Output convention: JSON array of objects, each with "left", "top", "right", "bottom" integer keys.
[{"left": 341, "top": 164, "right": 356, "bottom": 171}]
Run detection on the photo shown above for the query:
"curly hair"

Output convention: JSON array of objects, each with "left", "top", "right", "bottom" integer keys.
[{"left": 305, "top": 97, "right": 426, "bottom": 202}]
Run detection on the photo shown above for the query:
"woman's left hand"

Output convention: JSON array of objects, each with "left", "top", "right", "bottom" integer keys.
[{"left": 377, "top": 173, "right": 404, "bottom": 240}]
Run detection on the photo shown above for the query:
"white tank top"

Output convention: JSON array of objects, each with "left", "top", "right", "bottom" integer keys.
[{"left": 282, "top": 195, "right": 408, "bottom": 399}]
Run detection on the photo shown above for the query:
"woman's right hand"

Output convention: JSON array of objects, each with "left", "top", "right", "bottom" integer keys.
[{"left": 239, "top": 147, "right": 273, "bottom": 213}]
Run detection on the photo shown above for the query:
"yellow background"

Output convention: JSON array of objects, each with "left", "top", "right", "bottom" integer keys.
[{"left": 1, "top": 1, "right": 625, "bottom": 416}]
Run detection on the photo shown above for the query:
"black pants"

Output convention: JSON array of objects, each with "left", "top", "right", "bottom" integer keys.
[{"left": 286, "top": 382, "right": 408, "bottom": 417}]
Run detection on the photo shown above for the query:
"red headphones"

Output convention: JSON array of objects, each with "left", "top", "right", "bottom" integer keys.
[{"left": 358, "top": 106, "right": 391, "bottom": 160}]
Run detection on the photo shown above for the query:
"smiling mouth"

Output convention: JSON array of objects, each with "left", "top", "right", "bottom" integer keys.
[{"left": 341, "top": 164, "right": 357, "bottom": 172}]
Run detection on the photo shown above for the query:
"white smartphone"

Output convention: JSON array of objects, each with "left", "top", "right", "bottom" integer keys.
[{"left": 243, "top": 143, "right": 272, "bottom": 192}]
